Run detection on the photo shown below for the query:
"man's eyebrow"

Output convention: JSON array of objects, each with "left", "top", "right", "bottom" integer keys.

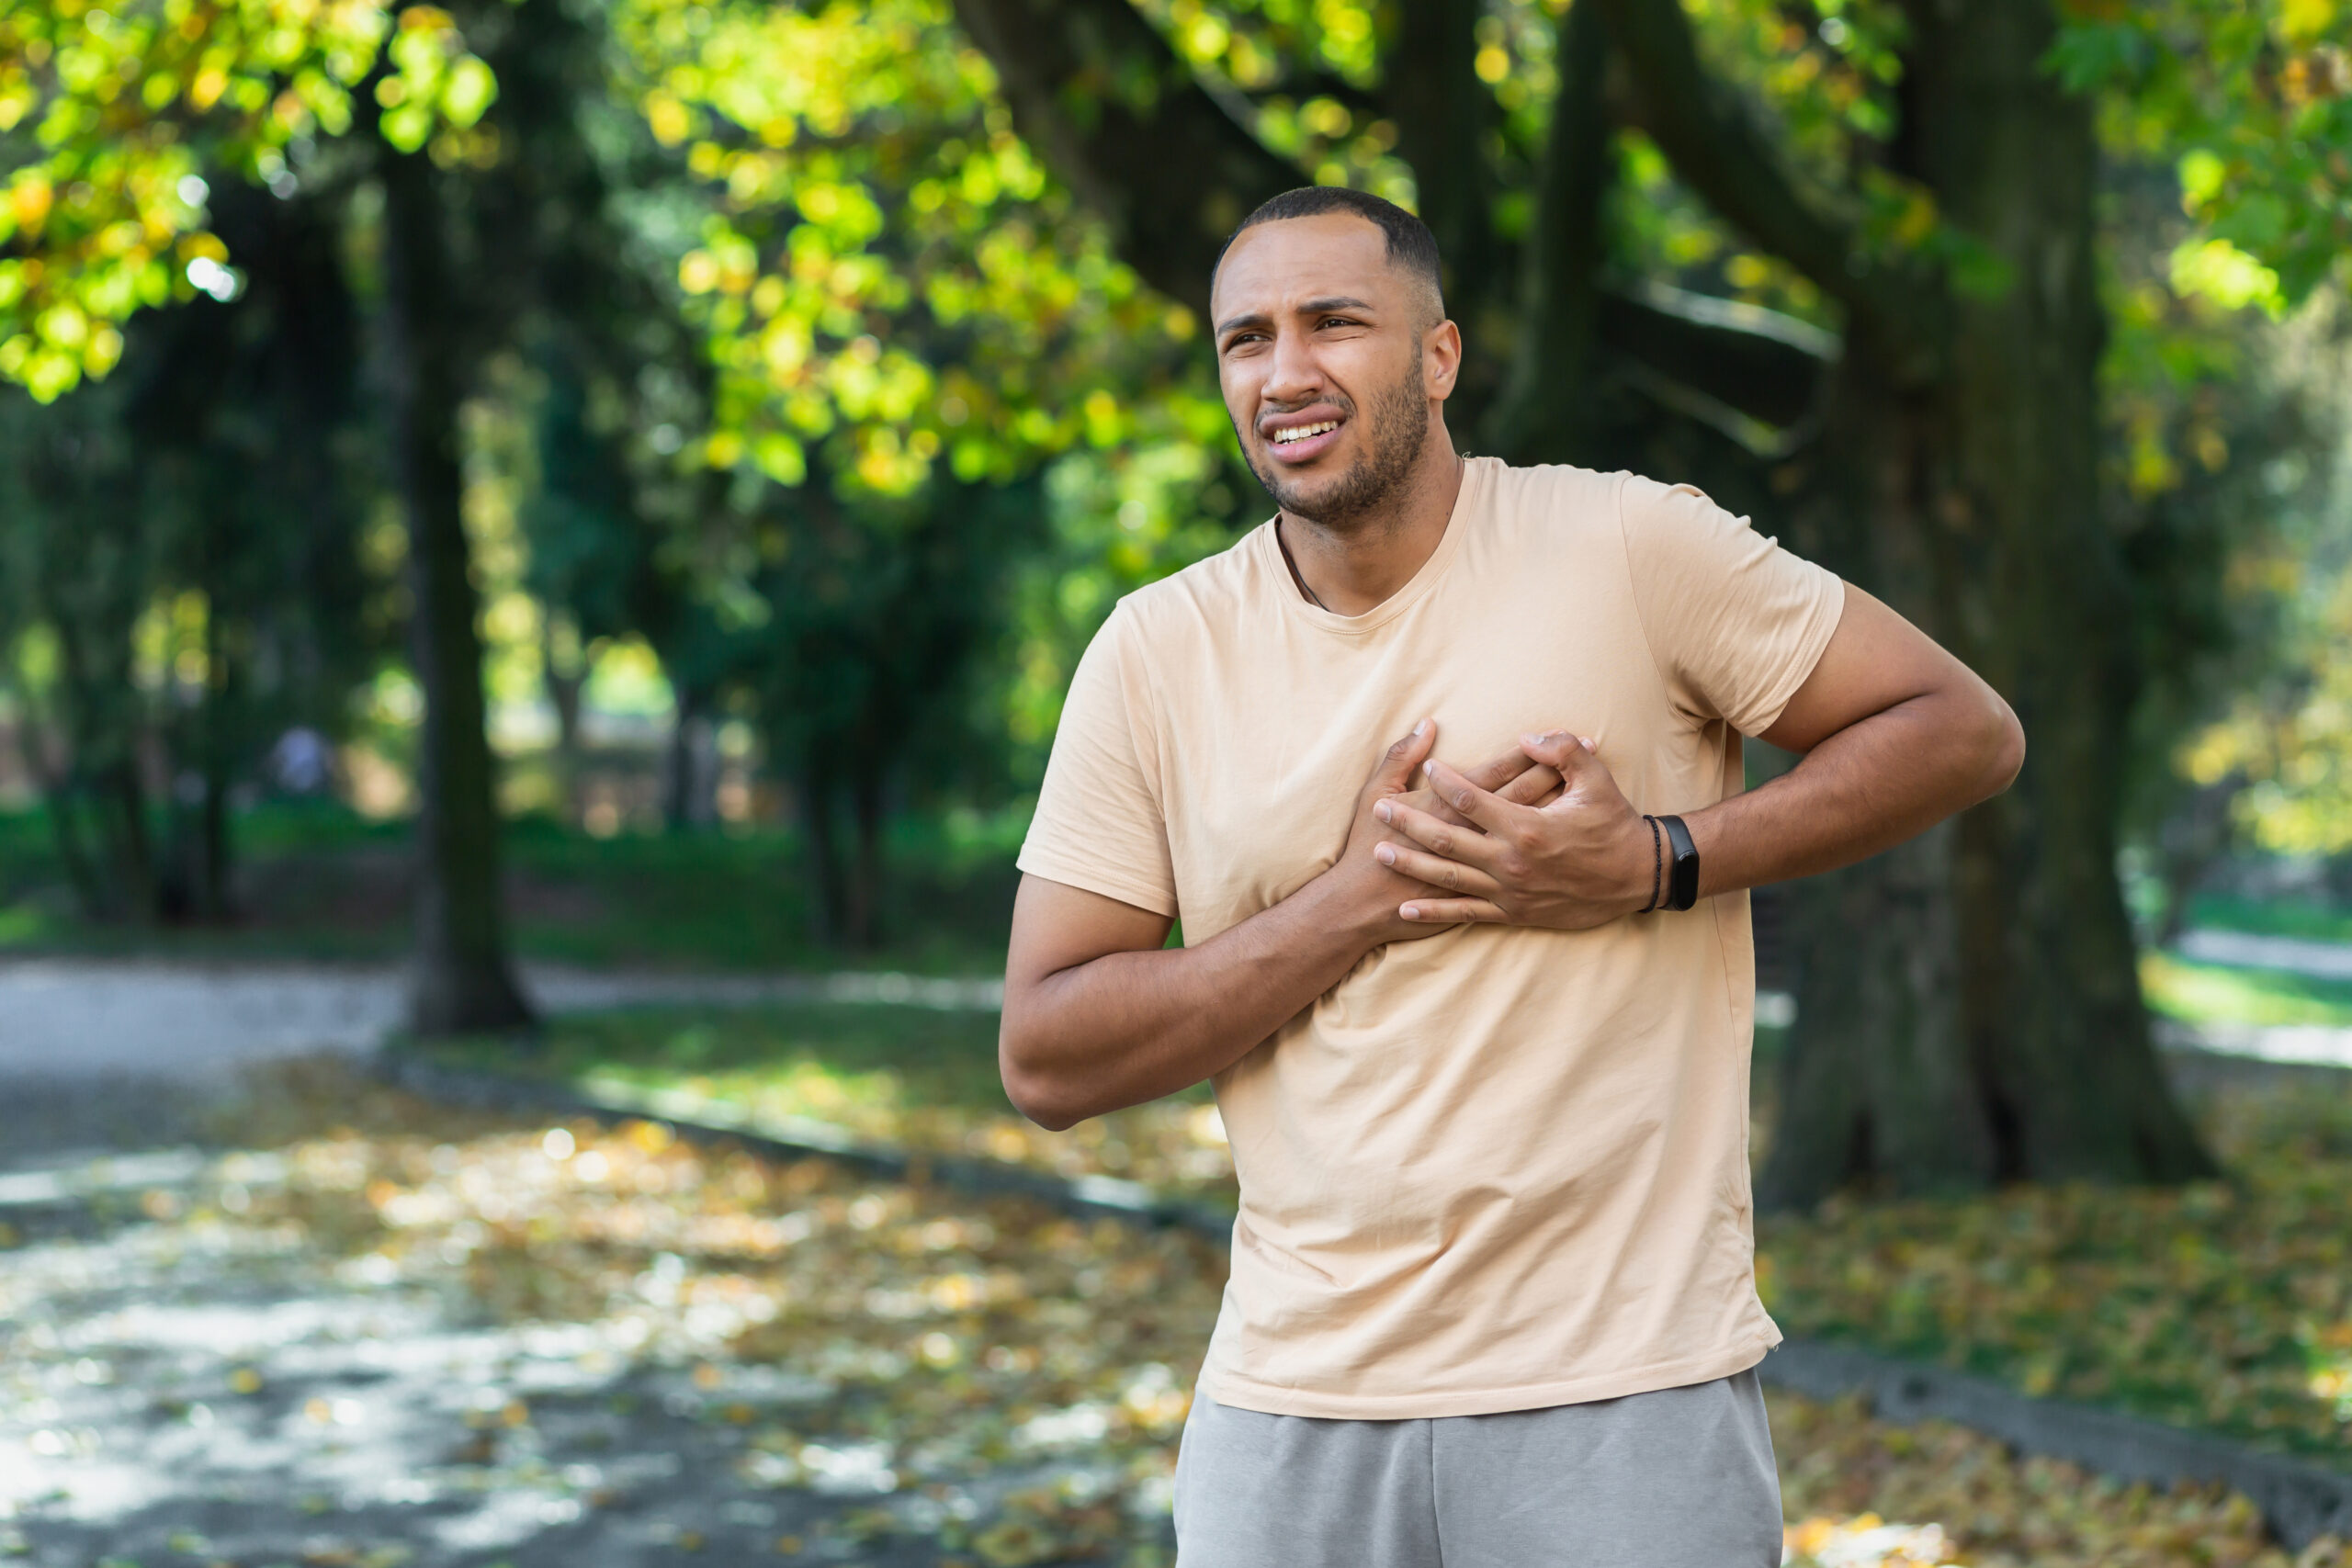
[{"left": 1214, "top": 297, "right": 1380, "bottom": 339}]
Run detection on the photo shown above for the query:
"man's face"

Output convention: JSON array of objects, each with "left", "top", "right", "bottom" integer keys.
[{"left": 1211, "top": 214, "right": 1454, "bottom": 529}]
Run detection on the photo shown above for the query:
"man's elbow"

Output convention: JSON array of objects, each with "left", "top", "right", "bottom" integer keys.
[
  {"left": 998, "top": 1033, "right": 1085, "bottom": 1133},
  {"left": 1975, "top": 689, "right": 2026, "bottom": 800}
]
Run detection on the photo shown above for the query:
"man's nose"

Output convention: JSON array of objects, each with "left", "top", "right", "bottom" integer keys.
[{"left": 1261, "top": 327, "right": 1324, "bottom": 408}]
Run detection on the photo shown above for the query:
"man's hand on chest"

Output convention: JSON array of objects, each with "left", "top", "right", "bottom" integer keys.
[
  {"left": 1370, "top": 730, "right": 1656, "bottom": 932},
  {"left": 1326, "top": 721, "right": 1572, "bottom": 943}
]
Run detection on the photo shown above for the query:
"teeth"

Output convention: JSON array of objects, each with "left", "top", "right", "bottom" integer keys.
[{"left": 1272, "top": 421, "right": 1338, "bottom": 445}]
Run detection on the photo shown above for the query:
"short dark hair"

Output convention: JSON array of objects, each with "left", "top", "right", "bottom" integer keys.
[{"left": 1218, "top": 186, "right": 1446, "bottom": 321}]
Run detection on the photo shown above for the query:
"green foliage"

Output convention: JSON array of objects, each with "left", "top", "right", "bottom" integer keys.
[
  {"left": 0, "top": 0, "right": 497, "bottom": 400},
  {"left": 0, "top": 174, "right": 375, "bottom": 925},
  {"left": 611, "top": 0, "right": 1208, "bottom": 496},
  {"left": 2051, "top": 0, "right": 2351, "bottom": 308},
  {"left": 3, "top": 0, "right": 2346, "bottom": 975}
]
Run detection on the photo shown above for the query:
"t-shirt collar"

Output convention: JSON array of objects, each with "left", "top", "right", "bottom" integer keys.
[{"left": 1259, "top": 455, "right": 1490, "bottom": 637}]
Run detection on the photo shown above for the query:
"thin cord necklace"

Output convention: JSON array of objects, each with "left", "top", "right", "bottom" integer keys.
[{"left": 1275, "top": 516, "right": 1331, "bottom": 612}]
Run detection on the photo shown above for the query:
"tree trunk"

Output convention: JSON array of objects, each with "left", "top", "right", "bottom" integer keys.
[
  {"left": 847, "top": 762, "right": 885, "bottom": 953},
  {"left": 11, "top": 666, "right": 108, "bottom": 922},
  {"left": 379, "top": 141, "right": 534, "bottom": 1037},
  {"left": 798, "top": 752, "right": 850, "bottom": 948},
  {"left": 194, "top": 602, "right": 233, "bottom": 921},
  {"left": 1482, "top": 0, "right": 1610, "bottom": 465},
  {"left": 1759, "top": 0, "right": 2211, "bottom": 1203},
  {"left": 1921, "top": 0, "right": 2210, "bottom": 1185},
  {"left": 662, "top": 686, "right": 719, "bottom": 832},
  {"left": 1384, "top": 0, "right": 1501, "bottom": 351},
  {"left": 1761, "top": 343, "right": 1994, "bottom": 1201},
  {"left": 2154, "top": 776, "right": 2239, "bottom": 947},
  {"left": 101, "top": 758, "right": 155, "bottom": 924},
  {"left": 543, "top": 621, "right": 588, "bottom": 828}
]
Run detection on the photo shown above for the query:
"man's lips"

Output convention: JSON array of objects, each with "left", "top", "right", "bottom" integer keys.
[{"left": 1261, "top": 414, "right": 1345, "bottom": 464}]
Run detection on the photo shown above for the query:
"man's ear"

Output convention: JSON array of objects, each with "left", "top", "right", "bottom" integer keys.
[{"left": 1424, "top": 318, "right": 1462, "bottom": 402}]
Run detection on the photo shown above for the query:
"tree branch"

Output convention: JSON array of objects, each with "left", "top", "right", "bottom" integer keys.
[
  {"left": 1598, "top": 280, "right": 1831, "bottom": 432},
  {"left": 949, "top": 0, "right": 1302, "bottom": 318},
  {"left": 1589, "top": 0, "right": 1939, "bottom": 379}
]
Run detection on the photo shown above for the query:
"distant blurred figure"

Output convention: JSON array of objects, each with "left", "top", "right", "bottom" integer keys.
[{"left": 267, "top": 728, "right": 338, "bottom": 797}]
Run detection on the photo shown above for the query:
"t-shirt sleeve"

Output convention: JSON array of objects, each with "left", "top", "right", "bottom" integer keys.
[
  {"left": 1618, "top": 474, "right": 1846, "bottom": 737},
  {"left": 1015, "top": 604, "right": 1181, "bottom": 919}
]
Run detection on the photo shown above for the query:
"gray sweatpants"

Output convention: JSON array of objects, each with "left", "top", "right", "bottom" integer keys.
[{"left": 1172, "top": 1369, "right": 1781, "bottom": 1567}]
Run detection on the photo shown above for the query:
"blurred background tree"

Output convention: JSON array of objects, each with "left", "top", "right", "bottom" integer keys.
[{"left": 0, "top": 0, "right": 2346, "bottom": 1209}]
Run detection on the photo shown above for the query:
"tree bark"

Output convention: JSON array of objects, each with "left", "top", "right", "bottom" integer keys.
[
  {"left": 848, "top": 761, "right": 886, "bottom": 953},
  {"left": 1384, "top": 0, "right": 1502, "bottom": 346},
  {"left": 799, "top": 753, "right": 850, "bottom": 948},
  {"left": 1759, "top": 343, "right": 1995, "bottom": 1199},
  {"left": 1755, "top": 0, "right": 2211, "bottom": 1201},
  {"left": 1905, "top": 0, "right": 2211, "bottom": 1186},
  {"left": 1482, "top": 0, "right": 1611, "bottom": 464},
  {"left": 662, "top": 687, "right": 720, "bottom": 832},
  {"left": 542, "top": 620, "right": 587, "bottom": 827},
  {"left": 379, "top": 141, "right": 534, "bottom": 1037}
]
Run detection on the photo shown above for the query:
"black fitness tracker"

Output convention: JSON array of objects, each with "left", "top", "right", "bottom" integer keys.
[{"left": 1656, "top": 814, "right": 1700, "bottom": 912}]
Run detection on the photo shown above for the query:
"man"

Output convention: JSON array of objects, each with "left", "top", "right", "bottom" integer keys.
[{"left": 1001, "top": 186, "right": 2022, "bottom": 1566}]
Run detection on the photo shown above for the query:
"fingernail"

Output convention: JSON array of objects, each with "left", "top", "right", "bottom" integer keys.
[
  {"left": 1374, "top": 801, "right": 1392, "bottom": 822},
  {"left": 1579, "top": 735, "right": 1596, "bottom": 751},
  {"left": 1400, "top": 905, "right": 1419, "bottom": 920},
  {"left": 1412, "top": 718, "right": 1430, "bottom": 737},
  {"left": 1375, "top": 844, "right": 1396, "bottom": 865},
  {"left": 1521, "top": 731, "right": 1547, "bottom": 750}
]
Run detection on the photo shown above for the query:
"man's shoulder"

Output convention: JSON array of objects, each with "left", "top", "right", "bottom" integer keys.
[
  {"left": 1476, "top": 458, "right": 1632, "bottom": 528},
  {"left": 1109, "top": 523, "right": 1275, "bottom": 635},
  {"left": 1482, "top": 462, "right": 1762, "bottom": 553}
]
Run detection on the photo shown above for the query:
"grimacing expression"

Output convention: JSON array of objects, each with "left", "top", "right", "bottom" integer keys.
[{"left": 1211, "top": 214, "right": 1447, "bottom": 530}]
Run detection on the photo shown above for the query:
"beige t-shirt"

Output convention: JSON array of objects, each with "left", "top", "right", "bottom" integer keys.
[{"left": 1017, "top": 458, "right": 1844, "bottom": 1418}]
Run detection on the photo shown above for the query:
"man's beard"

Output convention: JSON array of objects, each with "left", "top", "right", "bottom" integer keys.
[{"left": 1244, "top": 367, "right": 1430, "bottom": 531}]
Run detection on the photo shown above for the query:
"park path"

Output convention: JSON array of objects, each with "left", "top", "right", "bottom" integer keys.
[
  {"left": 2, "top": 929, "right": 2345, "bottom": 1088},
  {"left": 0, "top": 960, "right": 1001, "bottom": 1164},
  {"left": 0, "top": 960, "right": 1001, "bottom": 1082},
  {"left": 2176, "top": 926, "right": 2352, "bottom": 982},
  {"left": 0, "top": 1074, "right": 1154, "bottom": 1568}
]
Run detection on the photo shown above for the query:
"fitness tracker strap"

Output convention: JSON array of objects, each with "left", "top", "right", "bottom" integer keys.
[{"left": 1656, "top": 814, "right": 1700, "bottom": 912}]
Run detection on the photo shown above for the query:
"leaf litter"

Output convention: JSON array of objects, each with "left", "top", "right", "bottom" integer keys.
[
  {"left": 458, "top": 1007, "right": 2352, "bottom": 1478},
  {"left": 0, "top": 1055, "right": 2339, "bottom": 1565}
]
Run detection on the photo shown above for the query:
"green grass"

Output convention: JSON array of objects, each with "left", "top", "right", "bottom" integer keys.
[
  {"left": 431, "top": 1002, "right": 1014, "bottom": 1128},
  {"left": 2184, "top": 891, "right": 2352, "bottom": 945},
  {"left": 0, "top": 803, "right": 1020, "bottom": 974},
  {"left": 416, "top": 999, "right": 1235, "bottom": 1200},
  {"left": 2142, "top": 951, "right": 2352, "bottom": 1029}
]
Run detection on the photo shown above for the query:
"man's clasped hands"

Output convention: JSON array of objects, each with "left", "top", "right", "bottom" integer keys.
[{"left": 1336, "top": 718, "right": 1665, "bottom": 940}]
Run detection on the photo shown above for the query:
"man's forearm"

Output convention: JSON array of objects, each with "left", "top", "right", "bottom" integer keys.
[
  {"left": 1687, "top": 685, "right": 2022, "bottom": 898},
  {"left": 1001, "top": 875, "right": 1385, "bottom": 1130}
]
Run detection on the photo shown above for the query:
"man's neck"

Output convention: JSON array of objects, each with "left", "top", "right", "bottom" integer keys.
[{"left": 1279, "top": 428, "right": 1465, "bottom": 618}]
